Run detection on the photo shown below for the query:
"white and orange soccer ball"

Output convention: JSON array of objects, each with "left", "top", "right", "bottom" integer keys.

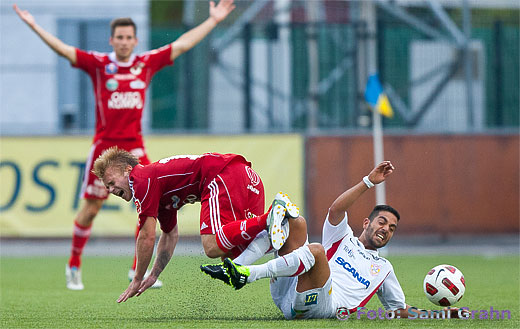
[{"left": 423, "top": 264, "right": 465, "bottom": 306}]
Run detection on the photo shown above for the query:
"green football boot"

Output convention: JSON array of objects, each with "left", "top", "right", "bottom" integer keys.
[
  {"left": 223, "top": 258, "right": 250, "bottom": 290},
  {"left": 200, "top": 263, "right": 231, "bottom": 286}
]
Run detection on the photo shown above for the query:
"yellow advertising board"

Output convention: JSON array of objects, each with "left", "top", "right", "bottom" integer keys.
[{"left": 0, "top": 135, "right": 303, "bottom": 237}]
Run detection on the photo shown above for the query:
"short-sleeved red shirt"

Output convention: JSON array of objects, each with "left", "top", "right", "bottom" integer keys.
[
  {"left": 130, "top": 153, "right": 250, "bottom": 233},
  {"left": 73, "top": 45, "right": 173, "bottom": 141}
]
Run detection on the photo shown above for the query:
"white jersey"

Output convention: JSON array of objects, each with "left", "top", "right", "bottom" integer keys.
[{"left": 322, "top": 211, "right": 406, "bottom": 312}]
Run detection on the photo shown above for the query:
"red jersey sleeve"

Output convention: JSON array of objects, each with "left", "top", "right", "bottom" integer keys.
[
  {"left": 140, "top": 44, "right": 173, "bottom": 74},
  {"left": 73, "top": 48, "right": 105, "bottom": 74}
]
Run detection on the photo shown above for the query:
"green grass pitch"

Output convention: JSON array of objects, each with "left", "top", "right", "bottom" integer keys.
[{"left": 1, "top": 254, "right": 518, "bottom": 328}]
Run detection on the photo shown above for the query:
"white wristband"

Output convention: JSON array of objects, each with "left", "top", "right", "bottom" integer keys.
[{"left": 363, "top": 176, "right": 375, "bottom": 189}]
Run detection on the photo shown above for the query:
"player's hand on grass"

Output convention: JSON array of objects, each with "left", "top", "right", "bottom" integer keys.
[
  {"left": 368, "top": 161, "right": 395, "bottom": 185},
  {"left": 117, "top": 279, "right": 142, "bottom": 303},
  {"left": 209, "top": 0, "right": 236, "bottom": 24},
  {"left": 135, "top": 275, "right": 158, "bottom": 296},
  {"left": 13, "top": 4, "right": 36, "bottom": 27}
]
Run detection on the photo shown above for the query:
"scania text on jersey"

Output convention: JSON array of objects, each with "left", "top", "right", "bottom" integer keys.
[
  {"left": 334, "top": 256, "right": 371, "bottom": 289},
  {"left": 107, "top": 92, "right": 143, "bottom": 109}
]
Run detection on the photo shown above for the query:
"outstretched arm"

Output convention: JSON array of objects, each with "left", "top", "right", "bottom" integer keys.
[
  {"left": 327, "top": 161, "right": 395, "bottom": 226},
  {"left": 136, "top": 224, "right": 179, "bottom": 296},
  {"left": 169, "top": 0, "right": 235, "bottom": 61},
  {"left": 117, "top": 217, "right": 156, "bottom": 303},
  {"left": 13, "top": 4, "right": 77, "bottom": 64}
]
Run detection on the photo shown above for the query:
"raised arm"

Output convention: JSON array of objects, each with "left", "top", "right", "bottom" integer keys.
[
  {"left": 136, "top": 224, "right": 179, "bottom": 296},
  {"left": 169, "top": 0, "right": 235, "bottom": 61},
  {"left": 13, "top": 4, "right": 76, "bottom": 64},
  {"left": 327, "top": 161, "right": 395, "bottom": 226}
]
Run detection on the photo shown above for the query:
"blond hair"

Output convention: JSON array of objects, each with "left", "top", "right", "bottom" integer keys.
[{"left": 92, "top": 146, "right": 139, "bottom": 179}]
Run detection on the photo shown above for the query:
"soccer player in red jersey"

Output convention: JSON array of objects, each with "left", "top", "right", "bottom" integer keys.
[
  {"left": 13, "top": 0, "right": 236, "bottom": 290},
  {"left": 91, "top": 147, "right": 298, "bottom": 303}
]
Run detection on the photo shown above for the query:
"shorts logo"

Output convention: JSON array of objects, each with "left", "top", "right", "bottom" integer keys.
[
  {"left": 105, "top": 63, "right": 118, "bottom": 74},
  {"left": 304, "top": 293, "right": 318, "bottom": 305},
  {"left": 245, "top": 166, "right": 260, "bottom": 186},
  {"left": 247, "top": 184, "right": 259, "bottom": 195}
]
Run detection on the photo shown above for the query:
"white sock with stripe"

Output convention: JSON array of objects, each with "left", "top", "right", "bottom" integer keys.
[
  {"left": 247, "top": 245, "right": 315, "bottom": 283},
  {"left": 233, "top": 231, "right": 271, "bottom": 265}
]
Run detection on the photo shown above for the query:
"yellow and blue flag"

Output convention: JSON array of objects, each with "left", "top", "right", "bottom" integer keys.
[{"left": 364, "top": 74, "right": 394, "bottom": 118}]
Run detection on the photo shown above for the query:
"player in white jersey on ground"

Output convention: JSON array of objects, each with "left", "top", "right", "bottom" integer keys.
[{"left": 202, "top": 161, "right": 466, "bottom": 319}]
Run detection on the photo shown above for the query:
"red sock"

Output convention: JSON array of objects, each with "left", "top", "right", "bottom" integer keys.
[
  {"left": 131, "top": 223, "right": 139, "bottom": 270},
  {"left": 68, "top": 221, "right": 92, "bottom": 268},
  {"left": 215, "top": 213, "right": 268, "bottom": 252}
]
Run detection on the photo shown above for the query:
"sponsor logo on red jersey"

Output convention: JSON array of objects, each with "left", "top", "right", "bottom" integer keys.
[{"left": 108, "top": 92, "right": 143, "bottom": 109}]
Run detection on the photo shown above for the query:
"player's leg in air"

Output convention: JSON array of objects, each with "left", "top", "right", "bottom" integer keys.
[
  {"left": 198, "top": 160, "right": 299, "bottom": 262},
  {"left": 200, "top": 191, "right": 299, "bottom": 260},
  {"left": 201, "top": 208, "right": 330, "bottom": 291}
]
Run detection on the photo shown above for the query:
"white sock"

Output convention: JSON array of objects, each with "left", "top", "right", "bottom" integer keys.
[
  {"left": 233, "top": 231, "right": 271, "bottom": 266},
  {"left": 247, "top": 245, "right": 315, "bottom": 283}
]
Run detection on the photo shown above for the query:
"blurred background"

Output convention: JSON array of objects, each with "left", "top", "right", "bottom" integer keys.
[{"left": 0, "top": 0, "right": 518, "bottom": 249}]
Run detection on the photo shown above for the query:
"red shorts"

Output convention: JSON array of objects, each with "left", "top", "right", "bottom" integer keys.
[
  {"left": 81, "top": 139, "right": 150, "bottom": 199},
  {"left": 200, "top": 160, "right": 265, "bottom": 252}
]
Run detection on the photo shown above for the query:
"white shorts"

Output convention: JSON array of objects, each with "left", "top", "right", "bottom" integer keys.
[{"left": 270, "top": 275, "right": 337, "bottom": 319}]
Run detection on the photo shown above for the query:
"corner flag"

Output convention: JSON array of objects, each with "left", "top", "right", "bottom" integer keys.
[{"left": 365, "top": 74, "right": 394, "bottom": 118}]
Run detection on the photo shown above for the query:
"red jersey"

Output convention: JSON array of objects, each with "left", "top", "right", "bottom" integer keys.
[
  {"left": 73, "top": 45, "right": 173, "bottom": 141},
  {"left": 129, "top": 153, "right": 250, "bottom": 232}
]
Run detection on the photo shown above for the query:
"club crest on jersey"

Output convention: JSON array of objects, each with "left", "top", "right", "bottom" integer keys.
[
  {"left": 370, "top": 263, "right": 381, "bottom": 276},
  {"left": 105, "top": 63, "right": 118, "bottom": 74},
  {"left": 130, "top": 62, "right": 145, "bottom": 75},
  {"left": 106, "top": 78, "right": 118, "bottom": 91}
]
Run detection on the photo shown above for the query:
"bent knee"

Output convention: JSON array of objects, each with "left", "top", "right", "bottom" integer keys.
[
  {"left": 204, "top": 246, "right": 224, "bottom": 258},
  {"left": 201, "top": 236, "right": 225, "bottom": 258},
  {"left": 307, "top": 243, "right": 326, "bottom": 257},
  {"left": 289, "top": 216, "right": 307, "bottom": 235},
  {"left": 78, "top": 200, "right": 103, "bottom": 223}
]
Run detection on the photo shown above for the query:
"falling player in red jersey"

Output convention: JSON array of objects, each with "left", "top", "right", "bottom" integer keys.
[
  {"left": 92, "top": 147, "right": 298, "bottom": 303},
  {"left": 13, "top": 0, "right": 236, "bottom": 290}
]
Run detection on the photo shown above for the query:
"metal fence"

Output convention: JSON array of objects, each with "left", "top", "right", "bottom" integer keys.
[{"left": 149, "top": 2, "right": 519, "bottom": 133}]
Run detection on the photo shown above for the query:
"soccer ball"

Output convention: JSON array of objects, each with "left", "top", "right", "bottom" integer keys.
[{"left": 423, "top": 264, "right": 465, "bottom": 306}]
